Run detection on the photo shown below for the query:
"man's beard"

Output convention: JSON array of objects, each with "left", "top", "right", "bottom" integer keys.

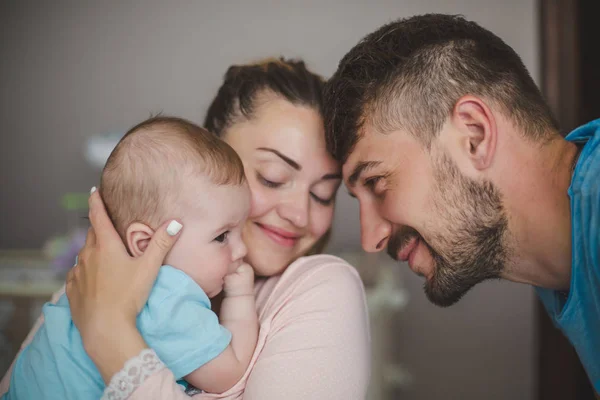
[{"left": 387, "top": 152, "right": 510, "bottom": 307}]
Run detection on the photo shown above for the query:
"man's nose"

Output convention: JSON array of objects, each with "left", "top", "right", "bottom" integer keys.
[{"left": 359, "top": 201, "right": 391, "bottom": 253}]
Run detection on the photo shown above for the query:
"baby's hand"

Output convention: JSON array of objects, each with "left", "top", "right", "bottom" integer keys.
[{"left": 224, "top": 263, "right": 255, "bottom": 297}]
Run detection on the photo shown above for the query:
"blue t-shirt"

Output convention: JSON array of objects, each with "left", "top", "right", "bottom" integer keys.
[
  {"left": 5, "top": 265, "right": 231, "bottom": 400},
  {"left": 536, "top": 118, "right": 600, "bottom": 392}
]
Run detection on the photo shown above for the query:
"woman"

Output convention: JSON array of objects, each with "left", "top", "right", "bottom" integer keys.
[{"left": 0, "top": 58, "right": 370, "bottom": 399}]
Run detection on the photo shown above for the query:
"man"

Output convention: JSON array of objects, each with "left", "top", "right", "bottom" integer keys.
[{"left": 323, "top": 14, "right": 600, "bottom": 393}]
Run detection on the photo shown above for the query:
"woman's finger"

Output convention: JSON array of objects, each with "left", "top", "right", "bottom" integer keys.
[
  {"left": 141, "top": 219, "right": 183, "bottom": 278},
  {"left": 65, "top": 278, "right": 74, "bottom": 299},
  {"left": 66, "top": 266, "right": 76, "bottom": 284},
  {"left": 88, "top": 189, "right": 125, "bottom": 251},
  {"left": 65, "top": 276, "right": 79, "bottom": 307},
  {"left": 84, "top": 226, "right": 96, "bottom": 248}
]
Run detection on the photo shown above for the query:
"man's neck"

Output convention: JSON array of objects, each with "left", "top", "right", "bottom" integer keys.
[{"left": 501, "top": 138, "right": 581, "bottom": 290}]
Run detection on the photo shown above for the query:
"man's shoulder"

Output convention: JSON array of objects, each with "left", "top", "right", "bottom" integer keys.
[{"left": 571, "top": 139, "right": 600, "bottom": 198}]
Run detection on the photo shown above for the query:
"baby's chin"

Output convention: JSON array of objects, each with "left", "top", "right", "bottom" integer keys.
[{"left": 206, "top": 286, "right": 224, "bottom": 299}]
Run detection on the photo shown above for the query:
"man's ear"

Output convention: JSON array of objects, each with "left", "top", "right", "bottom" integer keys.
[
  {"left": 451, "top": 95, "right": 498, "bottom": 171},
  {"left": 126, "top": 222, "right": 155, "bottom": 257}
]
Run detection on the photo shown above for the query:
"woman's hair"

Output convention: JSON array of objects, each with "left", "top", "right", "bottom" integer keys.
[
  {"left": 204, "top": 57, "right": 332, "bottom": 255},
  {"left": 204, "top": 57, "right": 325, "bottom": 137}
]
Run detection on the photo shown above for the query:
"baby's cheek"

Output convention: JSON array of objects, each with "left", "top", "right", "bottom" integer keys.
[{"left": 163, "top": 234, "right": 187, "bottom": 267}]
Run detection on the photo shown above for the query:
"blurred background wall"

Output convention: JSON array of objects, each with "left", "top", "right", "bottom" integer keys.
[{"left": 0, "top": 1, "right": 539, "bottom": 399}]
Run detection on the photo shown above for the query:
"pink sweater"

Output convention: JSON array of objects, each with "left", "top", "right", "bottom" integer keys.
[{"left": 1, "top": 255, "right": 371, "bottom": 399}]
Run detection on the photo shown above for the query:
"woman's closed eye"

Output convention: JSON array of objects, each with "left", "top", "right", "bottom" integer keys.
[
  {"left": 256, "top": 172, "right": 283, "bottom": 189},
  {"left": 257, "top": 168, "right": 338, "bottom": 205},
  {"left": 310, "top": 192, "right": 334, "bottom": 206},
  {"left": 214, "top": 231, "right": 229, "bottom": 243}
]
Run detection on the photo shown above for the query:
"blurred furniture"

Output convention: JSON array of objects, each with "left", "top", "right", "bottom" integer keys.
[
  {"left": 0, "top": 251, "right": 63, "bottom": 375},
  {"left": 335, "top": 251, "right": 411, "bottom": 400}
]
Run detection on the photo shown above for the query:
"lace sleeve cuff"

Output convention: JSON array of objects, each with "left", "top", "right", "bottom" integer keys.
[{"left": 102, "top": 348, "right": 166, "bottom": 400}]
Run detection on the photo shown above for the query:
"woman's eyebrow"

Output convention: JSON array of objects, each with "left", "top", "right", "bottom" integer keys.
[
  {"left": 321, "top": 173, "right": 342, "bottom": 180},
  {"left": 256, "top": 147, "right": 301, "bottom": 170}
]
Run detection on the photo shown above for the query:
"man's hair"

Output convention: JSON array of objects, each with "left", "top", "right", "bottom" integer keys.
[
  {"left": 101, "top": 116, "right": 245, "bottom": 239},
  {"left": 324, "top": 14, "right": 558, "bottom": 162}
]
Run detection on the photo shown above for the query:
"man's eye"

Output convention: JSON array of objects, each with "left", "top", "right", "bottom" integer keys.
[
  {"left": 364, "top": 176, "right": 382, "bottom": 191},
  {"left": 214, "top": 231, "right": 229, "bottom": 243},
  {"left": 364, "top": 176, "right": 388, "bottom": 198}
]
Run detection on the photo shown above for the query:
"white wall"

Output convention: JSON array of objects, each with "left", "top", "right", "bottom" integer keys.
[{"left": 0, "top": 1, "right": 538, "bottom": 399}]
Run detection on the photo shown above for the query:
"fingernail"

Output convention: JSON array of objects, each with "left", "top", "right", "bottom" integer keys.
[
  {"left": 166, "top": 220, "right": 183, "bottom": 236},
  {"left": 90, "top": 186, "right": 97, "bottom": 194}
]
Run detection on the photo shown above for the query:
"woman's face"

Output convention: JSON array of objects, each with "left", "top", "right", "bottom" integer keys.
[{"left": 223, "top": 94, "right": 341, "bottom": 276}]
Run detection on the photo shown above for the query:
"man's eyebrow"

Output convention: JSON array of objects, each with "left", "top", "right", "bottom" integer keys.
[
  {"left": 256, "top": 147, "right": 300, "bottom": 170},
  {"left": 348, "top": 161, "right": 381, "bottom": 187}
]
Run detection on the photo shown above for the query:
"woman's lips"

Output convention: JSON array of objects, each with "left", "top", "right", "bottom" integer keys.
[{"left": 255, "top": 223, "right": 300, "bottom": 248}]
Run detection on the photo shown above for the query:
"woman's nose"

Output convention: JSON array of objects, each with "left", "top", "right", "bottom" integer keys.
[{"left": 278, "top": 193, "right": 309, "bottom": 228}]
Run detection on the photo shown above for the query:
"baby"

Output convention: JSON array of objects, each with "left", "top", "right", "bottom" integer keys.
[{"left": 6, "top": 116, "right": 258, "bottom": 399}]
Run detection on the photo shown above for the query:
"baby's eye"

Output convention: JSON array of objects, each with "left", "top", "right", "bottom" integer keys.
[{"left": 214, "top": 231, "right": 229, "bottom": 243}]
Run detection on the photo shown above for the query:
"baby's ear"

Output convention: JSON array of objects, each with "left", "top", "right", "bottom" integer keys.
[{"left": 126, "top": 222, "right": 155, "bottom": 257}]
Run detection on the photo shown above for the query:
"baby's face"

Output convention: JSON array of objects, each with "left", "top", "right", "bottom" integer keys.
[{"left": 165, "top": 178, "right": 251, "bottom": 298}]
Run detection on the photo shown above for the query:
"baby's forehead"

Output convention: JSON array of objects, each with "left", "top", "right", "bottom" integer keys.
[
  {"left": 178, "top": 178, "right": 250, "bottom": 218},
  {"left": 176, "top": 175, "right": 218, "bottom": 210},
  {"left": 176, "top": 183, "right": 249, "bottom": 239}
]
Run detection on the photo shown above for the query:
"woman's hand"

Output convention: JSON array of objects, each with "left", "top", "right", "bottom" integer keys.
[{"left": 66, "top": 188, "right": 183, "bottom": 382}]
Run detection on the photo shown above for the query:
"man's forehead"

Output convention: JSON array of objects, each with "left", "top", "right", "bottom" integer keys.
[
  {"left": 342, "top": 122, "right": 420, "bottom": 187},
  {"left": 342, "top": 125, "right": 381, "bottom": 178}
]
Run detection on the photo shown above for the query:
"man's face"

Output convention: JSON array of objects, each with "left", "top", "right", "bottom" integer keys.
[{"left": 343, "top": 124, "right": 510, "bottom": 307}]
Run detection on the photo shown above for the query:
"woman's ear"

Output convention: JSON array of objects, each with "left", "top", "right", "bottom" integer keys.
[
  {"left": 126, "top": 223, "right": 155, "bottom": 257},
  {"left": 451, "top": 95, "right": 498, "bottom": 171}
]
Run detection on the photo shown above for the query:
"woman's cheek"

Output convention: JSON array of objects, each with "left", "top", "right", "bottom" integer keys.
[
  {"left": 310, "top": 206, "right": 334, "bottom": 238},
  {"left": 247, "top": 182, "right": 272, "bottom": 219}
]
